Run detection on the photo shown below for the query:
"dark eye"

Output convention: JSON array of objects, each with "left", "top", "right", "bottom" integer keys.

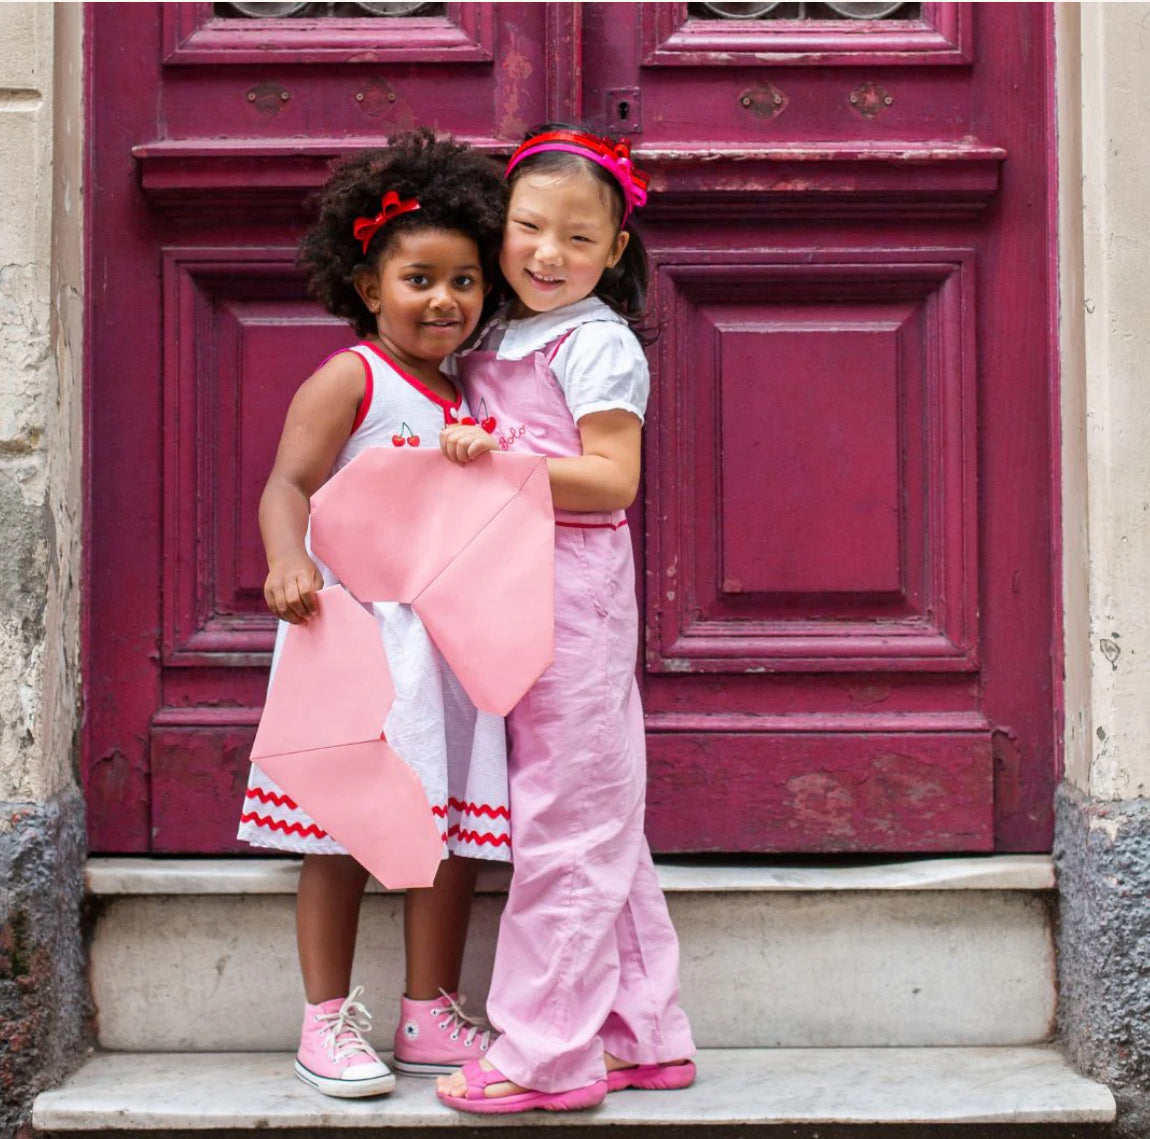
[
  {"left": 406, "top": 274, "right": 429, "bottom": 286},
  {"left": 453, "top": 275, "right": 477, "bottom": 288},
  {"left": 513, "top": 219, "right": 538, "bottom": 232},
  {"left": 572, "top": 235, "right": 593, "bottom": 244}
]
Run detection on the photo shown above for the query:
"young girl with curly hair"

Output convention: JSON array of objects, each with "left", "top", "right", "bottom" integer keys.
[
  {"left": 436, "top": 126, "right": 695, "bottom": 1114},
  {"left": 236, "top": 129, "right": 509, "bottom": 1099}
]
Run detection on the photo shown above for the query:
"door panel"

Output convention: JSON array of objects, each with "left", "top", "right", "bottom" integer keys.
[
  {"left": 646, "top": 732, "right": 991, "bottom": 854},
  {"left": 646, "top": 250, "right": 978, "bottom": 673},
  {"left": 575, "top": 3, "right": 1052, "bottom": 851},
  {"left": 88, "top": 2, "right": 569, "bottom": 851},
  {"left": 86, "top": 2, "right": 1056, "bottom": 854}
]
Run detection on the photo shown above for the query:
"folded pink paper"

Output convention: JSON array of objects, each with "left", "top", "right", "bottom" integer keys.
[
  {"left": 251, "top": 585, "right": 443, "bottom": 889},
  {"left": 310, "top": 449, "right": 554, "bottom": 716}
]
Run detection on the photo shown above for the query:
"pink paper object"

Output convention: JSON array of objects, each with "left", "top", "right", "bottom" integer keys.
[
  {"left": 251, "top": 585, "right": 443, "bottom": 889},
  {"left": 310, "top": 449, "right": 555, "bottom": 717}
]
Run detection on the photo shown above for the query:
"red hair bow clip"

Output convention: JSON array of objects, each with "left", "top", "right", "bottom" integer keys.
[{"left": 353, "top": 191, "right": 421, "bottom": 255}]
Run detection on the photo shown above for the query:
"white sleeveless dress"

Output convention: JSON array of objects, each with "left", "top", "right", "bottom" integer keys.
[{"left": 236, "top": 342, "right": 512, "bottom": 862}]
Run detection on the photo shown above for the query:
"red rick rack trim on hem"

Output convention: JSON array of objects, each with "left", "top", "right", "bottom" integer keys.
[
  {"left": 246, "top": 787, "right": 299, "bottom": 810},
  {"left": 240, "top": 812, "right": 328, "bottom": 840},
  {"left": 242, "top": 798, "right": 508, "bottom": 847},
  {"left": 449, "top": 826, "right": 511, "bottom": 848},
  {"left": 431, "top": 799, "right": 511, "bottom": 820},
  {"left": 431, "top": 800, "right": 512, "bottom": 848}
]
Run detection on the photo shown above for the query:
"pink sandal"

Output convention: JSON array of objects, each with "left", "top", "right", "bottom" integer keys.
[
  {"left": 436, "top": 1060, "right": 608, "bottom": 1115},
  {"left": 607, "top": 1059, "right": 697, "bottom": 1093}
]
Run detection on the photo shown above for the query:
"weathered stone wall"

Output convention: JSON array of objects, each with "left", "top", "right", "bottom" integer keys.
[
  {"left": 43, "top": 1, "right": 85, "bottom": 819},
  {"left": 1056, "top": 4, "right": 1150, "bottom": 1135},
  {"left": 0, "top": 792, "right": 88, "bottom": 1135},
  {"left": 0, "top": 3, "right": 88, "bottom": 1135},
  {"left": 1057, "top": 786, "right": 1150, "bottom": 1137},
  {"left": 0, "top": 5, "right": 56, "bottom": 804}
]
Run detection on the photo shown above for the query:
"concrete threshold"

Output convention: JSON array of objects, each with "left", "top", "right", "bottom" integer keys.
[
  {"left": 85, "top": 855, "right": 1055, "bottom": 897},
  {"left": 33, "top": 1047, "right": 1113, "bottom": 1131}
]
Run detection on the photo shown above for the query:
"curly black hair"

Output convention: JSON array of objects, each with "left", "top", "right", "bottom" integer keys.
[{"left": 299, "top": 128, "right": 508, "bottom": 338}]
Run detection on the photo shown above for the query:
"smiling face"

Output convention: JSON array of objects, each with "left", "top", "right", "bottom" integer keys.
[
  {"left": 354, "top": 227, "right": 486, "bottom": 375},
  {"left": 500, "top": 169, "right": 630, "bottom": 317}
]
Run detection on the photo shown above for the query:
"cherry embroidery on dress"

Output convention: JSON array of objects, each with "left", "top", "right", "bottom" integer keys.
[
  {"left": 476, "top": 398, "right": 497, "bottom": 434},
  {"left": 447, "top": 401, "right": 497, "bottom": 434},
  {"left": 392, "top": 422, "right": 420, "bottom": 447}
]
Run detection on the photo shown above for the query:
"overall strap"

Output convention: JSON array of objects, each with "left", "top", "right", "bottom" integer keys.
[
  {"left": 545, "top": 328, "right": 577, "bottom": 364},
  {"left": 544, "top": 317, "right": 629, "bottom": 366}
]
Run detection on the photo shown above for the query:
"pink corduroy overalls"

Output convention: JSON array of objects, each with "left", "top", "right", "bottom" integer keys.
[{"left": 458, "top": 324, "right": 696, "bottom": 1094}]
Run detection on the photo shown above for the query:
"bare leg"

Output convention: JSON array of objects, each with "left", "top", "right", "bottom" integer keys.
[
  {"left": 297, "top": 854, "right": 370, "bottom": 1004},
  {"left": 427, "top": 859, "right": 523, "bottom": 1103},
  {"left": 404, "top": 854, "right": 480, "bottom": 998}
]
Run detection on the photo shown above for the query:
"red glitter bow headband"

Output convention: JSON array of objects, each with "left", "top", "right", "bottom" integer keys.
[
  {"left": 505, "top": 131, "right": 649, "bottom": 222},
  {"left": 352, "top": 190, "right": 421, "bottom": 255}
]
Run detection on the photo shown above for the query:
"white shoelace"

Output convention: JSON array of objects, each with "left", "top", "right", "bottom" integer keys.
[
  {"left": 316, "top": 985, "right": 378, "bottom": 1062},
  {"left": 431, "top": 989, "right": 494, "bottom": 1051}
]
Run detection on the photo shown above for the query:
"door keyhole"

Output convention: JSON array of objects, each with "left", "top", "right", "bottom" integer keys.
[{"left": 606, "top": 88, "right": 640, "bottom": 133}]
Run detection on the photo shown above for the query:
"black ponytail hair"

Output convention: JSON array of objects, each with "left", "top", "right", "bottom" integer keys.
[{"left": 505, "top": 123, "right": 651, "bottom": 335}]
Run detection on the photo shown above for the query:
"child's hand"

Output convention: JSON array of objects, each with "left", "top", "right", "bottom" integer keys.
[
  {"left": 263, "top": 556, "right": 324, "bottom": 624},
  {"left": 440, "top": 423, "right": 498, "bottom": 464}
]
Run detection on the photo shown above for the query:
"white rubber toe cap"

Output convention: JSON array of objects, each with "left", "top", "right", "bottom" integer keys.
[{"left": 294, "top": 1059, "right": 396, "bottom": 1098}]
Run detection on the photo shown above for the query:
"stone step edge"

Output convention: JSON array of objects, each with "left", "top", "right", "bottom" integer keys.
[
  {"left": 86, "top": 854, "right": 1054, "bottom": 897},
  {"left": 32, "top": 1047, "right": 1114, "bottom": 1130}
]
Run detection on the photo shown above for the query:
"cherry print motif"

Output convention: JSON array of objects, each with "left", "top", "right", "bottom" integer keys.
[
  {"left": 476, "top": 399, "right": 498, "bottom": 435},
  {"left": 392, "top": 422, "right": 420, "bottom": 447},
  {"left": 461, "top": 416, "right": 477, "bottom": 426}
]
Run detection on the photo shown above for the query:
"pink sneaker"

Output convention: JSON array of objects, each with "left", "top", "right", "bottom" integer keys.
[
  {"left": 294, "top": 986, "right": 396, "bottom": 1098},
  {"left": 392, "top": 990, "right": 496, "bottom": 1076}
]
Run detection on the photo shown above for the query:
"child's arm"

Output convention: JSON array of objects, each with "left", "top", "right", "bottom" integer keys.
[
  {"left": 440, "top": 324, "right": 645, "bottom": 511},
  {"left": 547, "top": 411, "right": 641, "bottom": 512},
  {"left": 439, "top": 410, "right": 641, "bottom": 512},
  {"left": 260, "top": 352, "right": 365, "bottom": 624}
]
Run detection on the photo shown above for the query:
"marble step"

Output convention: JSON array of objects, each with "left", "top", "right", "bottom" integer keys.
[
  {"left": 32, "top": 1047, "right": 1115, "bottom": 1134},
  {"left": 86, "top": 856, "right": 1056, "bottom": 1052}
]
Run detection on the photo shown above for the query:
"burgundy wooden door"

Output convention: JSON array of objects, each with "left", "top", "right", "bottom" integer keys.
[{"left": 86, "top": 2, "right": 1057, "bottom": 855}]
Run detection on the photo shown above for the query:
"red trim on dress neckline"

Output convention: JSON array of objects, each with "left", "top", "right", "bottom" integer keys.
[{"left": 357, "top": 341, "right": 462, "bottom": 413}]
